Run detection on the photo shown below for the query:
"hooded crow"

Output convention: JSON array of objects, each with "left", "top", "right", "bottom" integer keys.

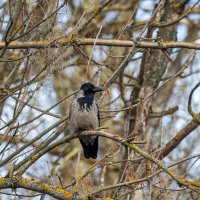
[{"left": 70, "top": 83, "right": 103, "bottom": 159}]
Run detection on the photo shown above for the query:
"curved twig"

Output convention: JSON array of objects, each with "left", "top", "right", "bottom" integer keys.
[{"left": 188, "top": 81, "right": 200, "bottom": 118}]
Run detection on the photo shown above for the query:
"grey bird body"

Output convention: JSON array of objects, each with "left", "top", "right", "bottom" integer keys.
[{"left": 69, "top": 83, "right": 103, "bottom": 159}]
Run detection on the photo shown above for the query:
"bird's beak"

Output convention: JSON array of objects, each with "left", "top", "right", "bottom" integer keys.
[{"left": 93, "top": 86, "right": 104, "bottom": 93}]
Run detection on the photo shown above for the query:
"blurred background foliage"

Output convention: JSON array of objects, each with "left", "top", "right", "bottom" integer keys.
[{"left": 0, "top": 0, "right": 200, "bottom": 199}]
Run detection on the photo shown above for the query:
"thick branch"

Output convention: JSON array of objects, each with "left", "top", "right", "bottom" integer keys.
[
  {"left": 0, "top": 177, "right": 75, "bottom": 200},
  {"left": 82, "top": 131, "right": 200, "bottom": 192},
  {"left": 160, "top": 115, "right": 200, "bottom": 159},
  {"left": 2, "top": 130, "right": 200, "bottom": 195},
  {"left": 0, "top": 38, "right": 199, "bottom": 50},
  {"left": 20, "top": 130, "right": 199, "bottom": 192}
]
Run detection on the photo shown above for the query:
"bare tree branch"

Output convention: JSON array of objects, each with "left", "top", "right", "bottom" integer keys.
[{"left": 0, "top": 38, "right": 199, "bottom": 50}]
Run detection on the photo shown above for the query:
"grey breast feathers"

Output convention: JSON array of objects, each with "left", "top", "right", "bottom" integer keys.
[{"left": 69, "top": 91, "right": 99, "bottom": 135}]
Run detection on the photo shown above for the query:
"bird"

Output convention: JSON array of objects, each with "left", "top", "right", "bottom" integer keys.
[{"left": 69, "top": 83, "right": 103, "bottom": 159}]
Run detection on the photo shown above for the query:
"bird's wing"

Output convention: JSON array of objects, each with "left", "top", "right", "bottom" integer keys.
[
  {"left": 69, "top": 97, "right": 76, "bottom": 135},
  {"left": 96, "top": 103, "right": 100, "bottom": 127}
]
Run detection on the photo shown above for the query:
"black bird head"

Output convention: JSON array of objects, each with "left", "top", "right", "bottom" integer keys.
[{"left": 80, "top": 83, "right": 103, "bottom": 96}]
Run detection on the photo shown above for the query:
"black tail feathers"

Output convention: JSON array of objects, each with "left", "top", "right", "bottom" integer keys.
[{"left": 79, "top": 137, "right": 99, "bottom": 159}]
